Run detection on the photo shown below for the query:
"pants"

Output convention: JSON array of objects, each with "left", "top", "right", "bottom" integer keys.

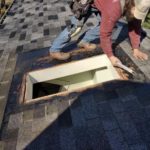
[{"left": 49, "top": 7, "right": 100, "bottom": 52}]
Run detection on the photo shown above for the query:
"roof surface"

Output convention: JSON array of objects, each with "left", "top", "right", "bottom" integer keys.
[
  {"left": 3, "top": 78, "right": 150, "bottom": 150},
  {"left": 0, "top": 0, "right": 150, "bottom": 149}
]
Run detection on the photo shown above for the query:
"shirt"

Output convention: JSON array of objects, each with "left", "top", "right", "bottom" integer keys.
[{"left": 94, "top": 0, "right": 141, "bottom": 57}]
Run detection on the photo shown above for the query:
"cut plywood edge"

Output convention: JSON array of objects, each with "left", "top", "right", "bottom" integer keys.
[{"left": 23, "top": 54, "right": 121, "bottom": 103}]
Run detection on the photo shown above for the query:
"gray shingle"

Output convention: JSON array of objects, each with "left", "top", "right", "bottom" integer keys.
[
  {"left": 80, "top": 94, "right": 99, "bottom": 119},
  {"left": 130, "top": 143, "right": 148, "bottom": 150},
  {"left": 33, "top": 104, "right": 45, "bottom": 119},
  {"left": 101, "top": 113, "right": 119, "bottom": 131},
  {"left": 7, "top": 113, "right": 23, "bottom": 130},
  {"left": 109, "top": 99, "right": 125, "bottom": 113},
  {"left": 70, "top": 98, "right": 86, "bottom": 127},
  {"left": 115, "top": 112, "right": 142, "bottom": 145},
  {"left": 105, "top": 129, "right": 129, "bottom": 150},
  {"left": 59, "top": 128, "right": 76, "bottom": 150}
]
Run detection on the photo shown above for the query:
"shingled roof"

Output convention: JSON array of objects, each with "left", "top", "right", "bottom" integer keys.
[{"left": 0, "top": 0, "right": 150, "bottom": 149}]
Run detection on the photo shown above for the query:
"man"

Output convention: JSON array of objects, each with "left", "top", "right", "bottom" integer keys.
[
  {"left": 93, "top": 0, "right": 150, "bottom": 65},
  {"left": 49, "top": 0, "right": 150, "bottom": 65}
]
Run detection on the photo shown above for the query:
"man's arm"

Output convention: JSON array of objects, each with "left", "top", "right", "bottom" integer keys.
[
  {"left": 94, "top": 0, "right": 121, "bottom": 57},
  {"left": 94, "top": 0, "right": 122, "bottom": 65},
  {"left": 100, "top": 14, "right": 115, "bottom": 57},
  {"left": 128, "top": 19, "right": 148, "bottom": 60},
  {"left": 98, "top": 0, "right": 121, "bottom": 56},
  {"left": 100, "top": 14, "right": 122, "bottom": 65},
  {"left": 128, "top": 19, "right": 141, "bottom": 50}
]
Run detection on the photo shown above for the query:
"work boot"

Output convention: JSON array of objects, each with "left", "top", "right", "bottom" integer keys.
[
  {"left": 50, "top": 52, "right": 71, "bottom": 60},
  {"left": 78, "top": 42, "right": 97, "bottom": 51}
]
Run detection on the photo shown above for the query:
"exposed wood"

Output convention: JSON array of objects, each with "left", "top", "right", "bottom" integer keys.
[
  {"left": 115, "top": 68, "right": 129, "bottom": 80},
  {"left": 24, "top": 79, "right": 121, "bottom": 104},
  {"left": 22, "top": 54, "right": 121, "bottom": 103},
  {"left": 0, "top": 0, "right": 14, "bottom": 23}
]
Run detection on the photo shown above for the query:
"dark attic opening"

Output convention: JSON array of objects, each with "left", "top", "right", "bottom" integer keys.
[{"left": 33, "top": 82, "right": 62, "bottom": 99}]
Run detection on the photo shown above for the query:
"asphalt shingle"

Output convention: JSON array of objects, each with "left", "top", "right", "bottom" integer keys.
[{"left": 0, "top": 0, "right": 150, "bottom": 149}]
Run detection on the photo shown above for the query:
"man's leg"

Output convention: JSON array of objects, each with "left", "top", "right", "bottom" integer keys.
[
  {"left": 81, "top": 24, "right": 100, "bottom": 42},
  {"left": 78, "top": 24, "right": 100, "bottom": 51},
  {"left": 49, "top": 16, "right": 80, "bottom": 60},
  {"left": 78, "top": 12, "right": 101, "bottom": 50}
]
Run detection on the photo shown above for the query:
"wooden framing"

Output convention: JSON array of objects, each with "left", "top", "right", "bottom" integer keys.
[{"left": 20, "top": 55, "right": 121, "bottom": 104}]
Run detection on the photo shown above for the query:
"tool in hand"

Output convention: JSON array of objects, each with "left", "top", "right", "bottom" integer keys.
[{"left": 115, "top": 62, "right": 135, "bottom": 75}]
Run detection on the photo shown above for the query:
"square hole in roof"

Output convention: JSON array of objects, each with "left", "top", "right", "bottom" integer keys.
[{"left": 22, "top": 55, "right": 120, "bottom": 103}]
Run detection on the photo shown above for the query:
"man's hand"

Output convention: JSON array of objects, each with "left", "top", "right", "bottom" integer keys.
[
  {"left": 109, "top": 56, "right": 122, "bottom": 66},
  {"left": 133, "top": 49, "right": 148, "bottom": 60}
]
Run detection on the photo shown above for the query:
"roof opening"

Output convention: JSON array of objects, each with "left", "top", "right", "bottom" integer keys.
[
  {"left": 32, "top": 67, "right": 108, "bottom": 98},
  {"left": 22, "top": 55, "right": 120, "bottom": 103},
  {"left": 33, "top": 82, "right": 61, "bottom": 99}
]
